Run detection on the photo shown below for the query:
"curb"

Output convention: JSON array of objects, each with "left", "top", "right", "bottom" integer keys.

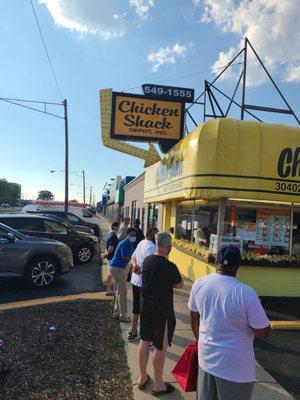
[
  {"left": 0, "top": 292, "right": 111, "bottom": 312},
  {"left": 270, "top": 320, "right": 300, "bottom": 330}
]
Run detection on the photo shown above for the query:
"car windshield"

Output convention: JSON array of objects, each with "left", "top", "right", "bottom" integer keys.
[
  {"left": 82, "top": 209, "right": 93, "bottom": 218},
  {"left": 0, "top": 223, "right": 26, "bottom": 239},
  {"left": 44, "top": 220, "right": 68, "bottom": 234}
]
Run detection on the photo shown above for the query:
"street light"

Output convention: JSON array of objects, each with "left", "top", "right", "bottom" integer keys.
[{"left": 50, "top": 169, "right": 86, "bottom": 206}]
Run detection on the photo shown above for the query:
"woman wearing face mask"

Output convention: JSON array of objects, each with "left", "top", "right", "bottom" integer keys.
[
  {"left": 109, "top": 228, "right": 137, "bottom": 322},
  {"left": 128, "top": 227, "right": 159, "bottom": 342}
]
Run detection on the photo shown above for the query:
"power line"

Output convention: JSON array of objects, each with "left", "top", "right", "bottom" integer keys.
[
  {"left": 123, "top": 62, "right": 243, "bottom": 92},
  {"left": 30, "top": 0, "right": 63, "bottom": 101}
]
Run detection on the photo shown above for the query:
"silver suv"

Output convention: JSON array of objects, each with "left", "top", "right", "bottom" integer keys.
[{"left": 0, "top": 223, "right": 73, "bottom": 288}]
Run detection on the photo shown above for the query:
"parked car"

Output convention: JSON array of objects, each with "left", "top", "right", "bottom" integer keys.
[
  {"left": 26, "top": 212, "right": 95, "bottom": 236},
  {"left": 22, "top": 206, "right": 101, "bottom": 237},
  {"left": 0, "top": 222, "right": 73, "bottom": 288},
  {"left": 21, "top": 204, "right": 102, "bottom": 232},
  {"left": 0, "top": 214, "right": 99, "bottom": 264},
  {"left": 0, "top": 203, "right": 10, "bottom": 208}
]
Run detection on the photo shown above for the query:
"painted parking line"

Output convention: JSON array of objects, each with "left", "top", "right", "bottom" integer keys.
[{"left": 0, "top": 292, "right": 111, "bottom": 312}]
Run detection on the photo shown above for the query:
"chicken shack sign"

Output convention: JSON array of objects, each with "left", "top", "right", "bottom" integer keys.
[{"left": 110, "top": 92, "right": 185, "bottom": 143}]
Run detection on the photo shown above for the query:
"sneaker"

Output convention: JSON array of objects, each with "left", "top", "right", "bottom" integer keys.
[{"left": 128, "top": 332, "right": 138, "bottom": 341}]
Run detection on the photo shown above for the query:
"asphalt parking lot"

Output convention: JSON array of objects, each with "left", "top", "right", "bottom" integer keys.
[
  {"left": 0, "top": 256, "right": 104, "bottom": 304},
  {"left": 255, "top": 298, "right": 300, "bottom": 400}
]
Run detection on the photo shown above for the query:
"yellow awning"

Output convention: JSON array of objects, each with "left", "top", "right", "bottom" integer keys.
[{"left": 144, "top": 118, "right": 300, "bottom": 203}]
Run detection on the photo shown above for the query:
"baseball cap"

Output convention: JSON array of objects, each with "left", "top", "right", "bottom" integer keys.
[{"left": 217, "top": 244, "right": 241, "bottom": 268}]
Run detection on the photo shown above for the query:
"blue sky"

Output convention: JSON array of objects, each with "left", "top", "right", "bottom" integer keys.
[{"left": 0, "top": 0, "right": 299, "bottom": 203}]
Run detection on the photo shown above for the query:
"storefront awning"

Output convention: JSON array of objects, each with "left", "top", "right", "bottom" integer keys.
[{"left": 144, "top": 118, "right": 300, "bottom": 203}]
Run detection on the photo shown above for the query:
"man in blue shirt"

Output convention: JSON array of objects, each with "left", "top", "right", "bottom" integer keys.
[{"left": 109, "top": 227, "right": 136, "bottom": 322}]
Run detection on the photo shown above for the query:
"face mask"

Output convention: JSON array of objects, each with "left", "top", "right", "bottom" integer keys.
[{"left": 129, "top": 237, "right": 136, "bottom": 243}]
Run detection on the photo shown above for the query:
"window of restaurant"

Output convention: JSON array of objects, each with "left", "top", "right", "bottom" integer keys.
[
  {"left": 175, "top": 199, "right": 300, "bottom": 263},
  {"left": 147, "top": 204, "right": 158, "bottom": 229},
  {"left": 141, "top": 207, "right": 145, "bottom": 231},
  {"left": 222, "top": 200, "right": 300, "bottom": 262},
  {"left": 175, "top": 200, "right": 218, "bottom": 248},
  {"left": 131, "top": 200, "right": 137, "bottom": 223}
]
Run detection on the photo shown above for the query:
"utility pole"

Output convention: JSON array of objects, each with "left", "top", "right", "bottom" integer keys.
[
  {"left": 63, "top": 99, "right": 69, "bottom": 212},
  {"left": 82, "top": 170, "right": 86, "bottom": 206},
  {"left": 89, "top": 186, "right": 92, "bottom": 205}
]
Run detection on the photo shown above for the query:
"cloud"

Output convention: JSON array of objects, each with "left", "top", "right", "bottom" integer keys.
[
  {"left": 39, "top": 0, "right": 155, "bottom": 39},
  {"left": 147, "top": 43, "right": 191, "bottom": 72},
  {"left": 200, "top": 0, "right": 300, "bottom": 85},
  {"left": 129, "top": 0, "right": 154, "bottom": 20}
]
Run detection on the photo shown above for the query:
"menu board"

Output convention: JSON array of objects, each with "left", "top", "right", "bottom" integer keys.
[{"left": 255, "top": 208, "right": 290, "bottom": 247}]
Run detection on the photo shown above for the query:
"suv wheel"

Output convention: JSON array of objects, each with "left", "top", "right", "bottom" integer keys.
[
  {"left": 77, "top": 245, "right": 93, "bottom": 264},
  {"left": 26, "top": 257, "right": 58, "bottom": 288}
]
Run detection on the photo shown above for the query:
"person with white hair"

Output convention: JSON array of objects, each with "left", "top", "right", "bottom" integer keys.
[{"left": 138, "top": 231, "right": 183, "bottom": 396}]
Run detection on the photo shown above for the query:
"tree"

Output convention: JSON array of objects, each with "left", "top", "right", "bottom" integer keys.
[
  {"left": 37, "top": 190, "right": 54, "bottom": 201},
  {"left": 0, "top": 179, "right": 21, "bottom": 206}
]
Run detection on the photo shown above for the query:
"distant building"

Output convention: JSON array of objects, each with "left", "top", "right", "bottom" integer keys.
[{"left": 123, "top": 172, "right": 162, "bottom": 233}]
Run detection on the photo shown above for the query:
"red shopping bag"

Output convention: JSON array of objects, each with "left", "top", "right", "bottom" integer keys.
[{"left": 172, "top": 343, "right": 198, "bottom": 392}]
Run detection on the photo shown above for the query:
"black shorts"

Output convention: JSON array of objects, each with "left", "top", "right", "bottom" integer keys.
[
  {"left": 132, "top": 284, "right": 141, "bottom": 315},
  {"left": 140, "top": 311, "right": 176, "bottom": 351}
]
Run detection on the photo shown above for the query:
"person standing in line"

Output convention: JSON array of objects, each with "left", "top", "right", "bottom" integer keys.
[
  {"left": 133, "top": 218, "right": 145, "bottom": 249},
  {"left": 188, "top": 244, "right": 270, "bottom": 400},
  {"left": 118, "top": 216, "right": 131, "bottom": 242},
  {"left": 102, "top": 221, "right": 119, "bottom": 296},
  {"left": 109, "top": 227, "right": 136, "bottom": 322},
  {"left": 127, "top": 227, "right": 158, "bottom": 342},
  {"left": 138, "top": 231, "right": 183, "bottom": 396}
]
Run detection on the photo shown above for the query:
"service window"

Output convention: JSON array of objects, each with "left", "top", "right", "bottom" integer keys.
[
  {"left": 292, "top": 207, "right": 300, "bottom": 256},
  {"left": 224, "top": 201, "right": 291, "bottom": 258},
  {"left": 44, "top": 220, "right": 68, "bottom": 234}
]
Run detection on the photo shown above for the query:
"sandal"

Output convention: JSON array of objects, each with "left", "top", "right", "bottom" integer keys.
[
  {"left": 138, "top": 374, "right": 150, "bottom": 390},
  {"left": 119, "top": 316, "right": 131, "bottom": 322},
  {"left": 152, "top": 383, "right": 175, "bottom": 397}
]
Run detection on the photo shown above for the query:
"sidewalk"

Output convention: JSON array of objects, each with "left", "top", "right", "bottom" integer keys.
[
  {"left": 121, "top": 280, "right": 293, "bottom": 400},
  {"left": 99, "top": 215, "right": 293, "bottom": 400}
]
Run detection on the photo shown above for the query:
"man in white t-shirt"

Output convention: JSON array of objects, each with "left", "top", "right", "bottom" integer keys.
[
  {"left": 128, "top": 227, "right": 158, "bottom": 342},
  {"left": 188, "top": 244, "right": 270, "bottom": 400}
]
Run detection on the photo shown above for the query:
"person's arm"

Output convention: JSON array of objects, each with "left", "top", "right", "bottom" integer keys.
[
  {"left": 121, "top": 242, "right": 134, "bottom": 261},
  {"left": 188, "top": 284, "right": 199, "bottom": 341},
  {"left": 174, "top": 280, "right": 183, "bottom": 289},
  {"left": 252, "top": 326, "right": 271, "bottom": 339},
  {"left": 190, "top": 311, "right": 200, "bottom": 341},
  {"left": 247, "top": 294, "right": 271, "bottom": 339},
  {"left": 172, "top": 264, "right": 183, "bottom": 288}
]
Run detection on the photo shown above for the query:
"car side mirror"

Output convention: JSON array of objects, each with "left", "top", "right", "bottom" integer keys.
[{"left": 7, "top": 233, "right": 16, "bottom": 243}]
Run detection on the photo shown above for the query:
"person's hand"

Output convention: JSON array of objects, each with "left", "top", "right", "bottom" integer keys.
[{"left": 133, "top": 266, "right": 141, "bottom": 274}]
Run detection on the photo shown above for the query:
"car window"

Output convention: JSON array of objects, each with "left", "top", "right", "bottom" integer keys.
[
  {"left": 66, "top": 213, "right": 80, "bottom": 223},
  {"left": 0, "top": 218, "right": 19, "bottom": 229},
  {"left": 18, "top": 218, "right": 45, "bottom": 232},
  {"left": 82, "top": 209, "right": 92, "bottom": 218},
  {"left": 44, "top": 220, "right": 68, "bottom": 234},
  {"left": 0, "top": 217, "right": 44, "bottom": 231}
]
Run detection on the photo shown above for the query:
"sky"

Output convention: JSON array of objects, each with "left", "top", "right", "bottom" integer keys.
[{"left": 0, "top": 0, "right": 300, "bottom": 203}]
